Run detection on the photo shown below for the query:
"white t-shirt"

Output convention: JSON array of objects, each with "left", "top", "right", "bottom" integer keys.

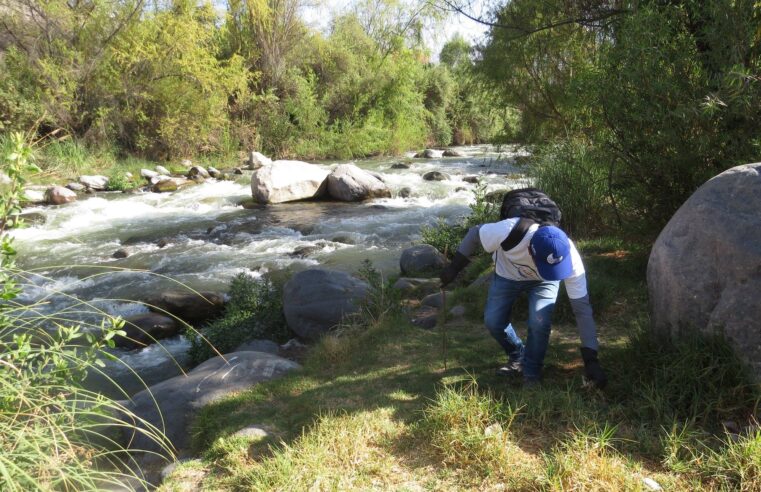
[{"left": 478, "top": 218, "right": 588, "bottom": 299}]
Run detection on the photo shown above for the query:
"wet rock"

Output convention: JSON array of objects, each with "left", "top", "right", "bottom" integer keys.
[
  {"left": 122, "top": 351, "right": 300, "bottom": 455},
  {"left": 423, "top": 171, "right": 450, "bottom": 181},
  {"left": 391, "top": 162, "right": 411, "bottom": 169},
  {"left": 283, "top": 269, "right": 369, "bottom": 340},
  {"left": 462, "top": 175, "right": 479, "bottom": 184},
  {"left": 251, "top": 161, "right": 329, "bottom": 204},
  {"left": 443, "top": 149, "right": 465, "bottom": 157},
  {"left": 45, "top": 186, "right": 77, "bottom": 205},
  {"left": 248, "top": 151, "right": 272, "bottom": 170},
  {"left": 187, "top": 166, "right": 210, "bottom": 179},
  {"left": 289, "top": 244, "right": 322, "bottom": 258},
  {"left": 455, "top": 187, "right": 466, "bottom": 192},
  {"left": 207, "top": 166, "right": 221, "bottom": 178},
  {"left": 151, "top": 179, "right": 179, "bottom": 193},
  {"left": 156, "top": 238, "right": 169, "bottom": 248},
  {"left": 368, "top": 171, "right": 386, "bottom": 183},
  {"left": 79, "top": 175, "right": 109, "bottom": 191},
  {"left": 327, "top": 164, "right": 391, "bottom": 201},
  {"left": 155, "top": 165, "right": 171, "bottom": 176},
  {"left": 392, "top": 277, "right": 441, "bottom": 298},
  {"left": 399, "top": 187, "right": 412, "bottom": 198},
  {"left": 146, "top": 291, "right": 225, "bottom": 324},
  {"left": 115, "top": 313, "right": 179, "bottom": 349},
  {"left": 112, "top": 248, "right": 129, "bottom": 259},
  {"left": 233, "top": 167, "right": 243, "bottom": 175},
  {"left": 400, "top": 244, "right": 446, "bottom": 277},
  {"left": 66, "top": 182, "right": 86, "bottom": 191},
  {"left": 648, "top": 162, "right": 761, "bottom": 379},
  {"left": 189, "top": 174, "right": 206, "bottom": 184}
]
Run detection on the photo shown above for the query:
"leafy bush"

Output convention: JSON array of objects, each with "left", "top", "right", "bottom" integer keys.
[
  {"left": 1, "top": 134, "right": 170, "bottom": 489},
  {"left": 189, "top": 273, "right": 289, "bottom": 364}
]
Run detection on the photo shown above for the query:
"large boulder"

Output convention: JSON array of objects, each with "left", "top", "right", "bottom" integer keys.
[
  {"left": 115, "top": 313, "right": 180, "bottom": 349},
  {"left": 45, "top": 186, "right": 77, "bottom": 205},
  {"left": 400, "top": 244, "right": 446, "bottom": 277},
  {"left": 648, "top": 162, "right": 761, "bottom": 378},
  {"left": 122, "top": 351, "right": 300, "bottom": 454},
  {"left": 283, "top": 269, "right": 369, "bottom": 340},
  {"left": 327, "top": 164, "right": 391, "bottom": 201},
  {"left": 251, "top": 161, "right": 329, "bottom": 204},
  {"left": 79, "top": 175, "right": 109, "bottom": 190},
  {"left": 146, "top": 290, "right": 225, "bottom": 324}
]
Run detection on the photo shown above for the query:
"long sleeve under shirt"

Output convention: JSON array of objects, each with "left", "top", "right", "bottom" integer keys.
[{"left": 458, "top": 219, "right": 599, "bottom": 350}]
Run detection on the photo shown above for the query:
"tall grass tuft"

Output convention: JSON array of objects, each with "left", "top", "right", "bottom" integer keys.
[{"left": 1, "top": 132, "right": 173, "bottom": 490}]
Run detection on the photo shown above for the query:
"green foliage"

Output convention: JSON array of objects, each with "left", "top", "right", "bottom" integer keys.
[
  {"left": 421, "top": 183, "right": 500, "bottom": 256},
  {"left": 189, "top": 273, "right": 289, "bottom": 364},
  {"left": 356, "top": 259, "right": 401, "bottom": 324}
]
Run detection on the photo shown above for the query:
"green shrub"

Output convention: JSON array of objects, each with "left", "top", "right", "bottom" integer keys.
[{"left": 189, "top": 273, "right": 289, "bottom": 364}]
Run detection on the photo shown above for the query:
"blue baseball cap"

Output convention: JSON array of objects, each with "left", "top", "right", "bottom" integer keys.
[{"left": 529, "top": 226, "right": 573, "bottom": 280}]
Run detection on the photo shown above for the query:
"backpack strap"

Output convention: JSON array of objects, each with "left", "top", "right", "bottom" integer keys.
[{"left": 500, "top": 217, "right": 535, "bottom": 251}]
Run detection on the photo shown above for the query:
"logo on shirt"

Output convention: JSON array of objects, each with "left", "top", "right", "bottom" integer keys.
[{"left": 546, "top": 253, "right": 564, "bottom": 265}]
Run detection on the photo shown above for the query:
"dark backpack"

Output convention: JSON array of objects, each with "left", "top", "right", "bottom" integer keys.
[{"left": 499, "top": 188, "right": 562, "bottom": 251}]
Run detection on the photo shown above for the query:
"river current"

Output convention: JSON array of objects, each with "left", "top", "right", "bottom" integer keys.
[{"left": 12, "top": 145, "right": 527, "bottom": 395}]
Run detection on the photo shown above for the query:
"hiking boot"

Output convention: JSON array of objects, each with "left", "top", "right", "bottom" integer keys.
[{"left": 495, "top": 359, "right": 523, "bottom": 377}]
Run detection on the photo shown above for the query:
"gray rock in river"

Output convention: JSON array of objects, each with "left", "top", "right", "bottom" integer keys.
[
  {"left": 251, "top": 161, "right": 329, "bottom": 204},
  {"left": 112, "top": 248, "right": 129, "bottom": 259},
  {"left": 248, "top": 151, "right": 272, "bottom": 170},
  {"left": 187, "top": 166, "right": 210, "bottom": 179},
  {"left": 115, "top": 313, "right": 179, "bottom": 350},
  {"left": 121, "top": 351, "right": 300, "bottom": 455},
  {"left": 283, "top": 269, "right": 369, "bottom": 340},
  {"left": 443, "top": 149, "right": 465, "bottom": 157},
  {"left": 423, "top": 171, "right": 450, "bottom": 181},
  {"left": 648, "top": 162, "right": 761, "bottom": 379},
  {"left": 415, "top": 149, "right": 444, "bottom": 159},
  {"left": 66, "top": 182, "right": 86, "bottom": 191},
  {"left": 400, "top": 244, "right": 447, "bottom": 277},
  {"left": 155, "top": 165, "right": 171, "bottom": 176},
  {"left": 146, "top": 290, "right": 225, "bottom": 324},
  {"left": 391, "top": 162, "right": 411, "bottom": 169},
  {"left": 79, "top": 174, "right": 109, "bottom": 190},
  {"left": 327, "top": 164, "right": 391, "bottom": 201},
  {"left": 462, "top": 175, "right": 479, "bottom": 184},
  {"left": 45, "top": 186, "right": 77, "bottom": 205},
  {"left": 399, "top": 187, "right": 412, "bottom": 198},
  {"left": 207, "top": 166, "right": 221, "bottom": 178}
]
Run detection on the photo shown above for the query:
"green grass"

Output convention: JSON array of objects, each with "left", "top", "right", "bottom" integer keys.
[{"left": 159, "top": 240, "right": 760, "bottom": 491}]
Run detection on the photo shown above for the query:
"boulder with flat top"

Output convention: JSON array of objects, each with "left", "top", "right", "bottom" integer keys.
[
  {"left": 251, "top": 161, "right": 330, "bottom": 204},
  {"left": 648, "top": 162, "right": 761, "bottom": 379},
  {"left": 400, "top": 244, "right": 446, "bottom": 277}
]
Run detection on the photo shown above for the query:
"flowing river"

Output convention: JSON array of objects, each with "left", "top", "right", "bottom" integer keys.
[{"left": 12, "top": 145, "right": 527, "bottom": 396}]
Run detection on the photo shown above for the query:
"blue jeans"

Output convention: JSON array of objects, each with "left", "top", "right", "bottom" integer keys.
[{"left": 483, "top": 274, "right": 560, "bottom": 380}]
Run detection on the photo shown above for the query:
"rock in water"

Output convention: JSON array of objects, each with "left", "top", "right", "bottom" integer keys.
[
  {"left": 151, "top": 179, "right": 178, "bottom": 193},
  {"left": 391, "top": 162, "right": 411, "bottom": 169},
  {"left": 415, "top": 149, "right": 443, "bottom": 159},
  {"left": 327, "top": 164, "right": 391, "bottom": 201},
  {"left": 66, "top": 182, "right": 86, "bottom": 191},
  {"left": 443, "top": 149, "right": 465, "bottom": 157},
  {"left": 122, "top": 352, "right": 300, "bottom": 454},
  {"left": 648, "top": 162, "right": 761, "bottom": 379},
  {"left": 423, "top": 171, "right": 450, "bottom": 181},
  {"left": 251, "top": 161, "right": 329, "bottom": 204},
  {"left": 207, "top": 166, "right": 221, "bottom": 178},
  {"left": 400, "top": 244, "right": 447, "bottom": 277},
  {"left": 79, "top": 175, "right": 109, "bottom": 190},
  {"left": 283, "top": 269, "right": 369, "bottom": 340},
  {"left": 399, "top": 187, "right": 412, "bottom": 198},
  {"left": 187, "top": 166, "right": 210, "bottom": 179},
  {"left": 45, "top": 186, "right": 77, "bottom": 205},
  {"left": 146, "top": 291, "right": 225, "bottom": 324},
  {"left": 21, "top": 188, "right": 46, "bottom": 203},
  {"left": 115, "top": 313, "right": 179, "bottom": 349}
]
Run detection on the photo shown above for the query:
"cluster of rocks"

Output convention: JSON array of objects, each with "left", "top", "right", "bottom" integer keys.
[
  {"left": 250, "top": 157, "right": 391, "bottom": 204},
  {"left": 413, "top": 148, "right": 465, "bottom": 158}
]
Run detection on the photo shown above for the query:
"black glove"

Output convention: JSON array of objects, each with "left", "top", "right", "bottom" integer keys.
[
  {"left": 439, "top": 251, "right": 470, "bottom": 287},
  {"left": 580, "top": 347, "right": 607, "bottom": 390}
]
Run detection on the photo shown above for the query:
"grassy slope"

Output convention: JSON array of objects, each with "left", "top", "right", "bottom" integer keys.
[{"left": 160, "top": 241, "right": 760, "bottom": 491}]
